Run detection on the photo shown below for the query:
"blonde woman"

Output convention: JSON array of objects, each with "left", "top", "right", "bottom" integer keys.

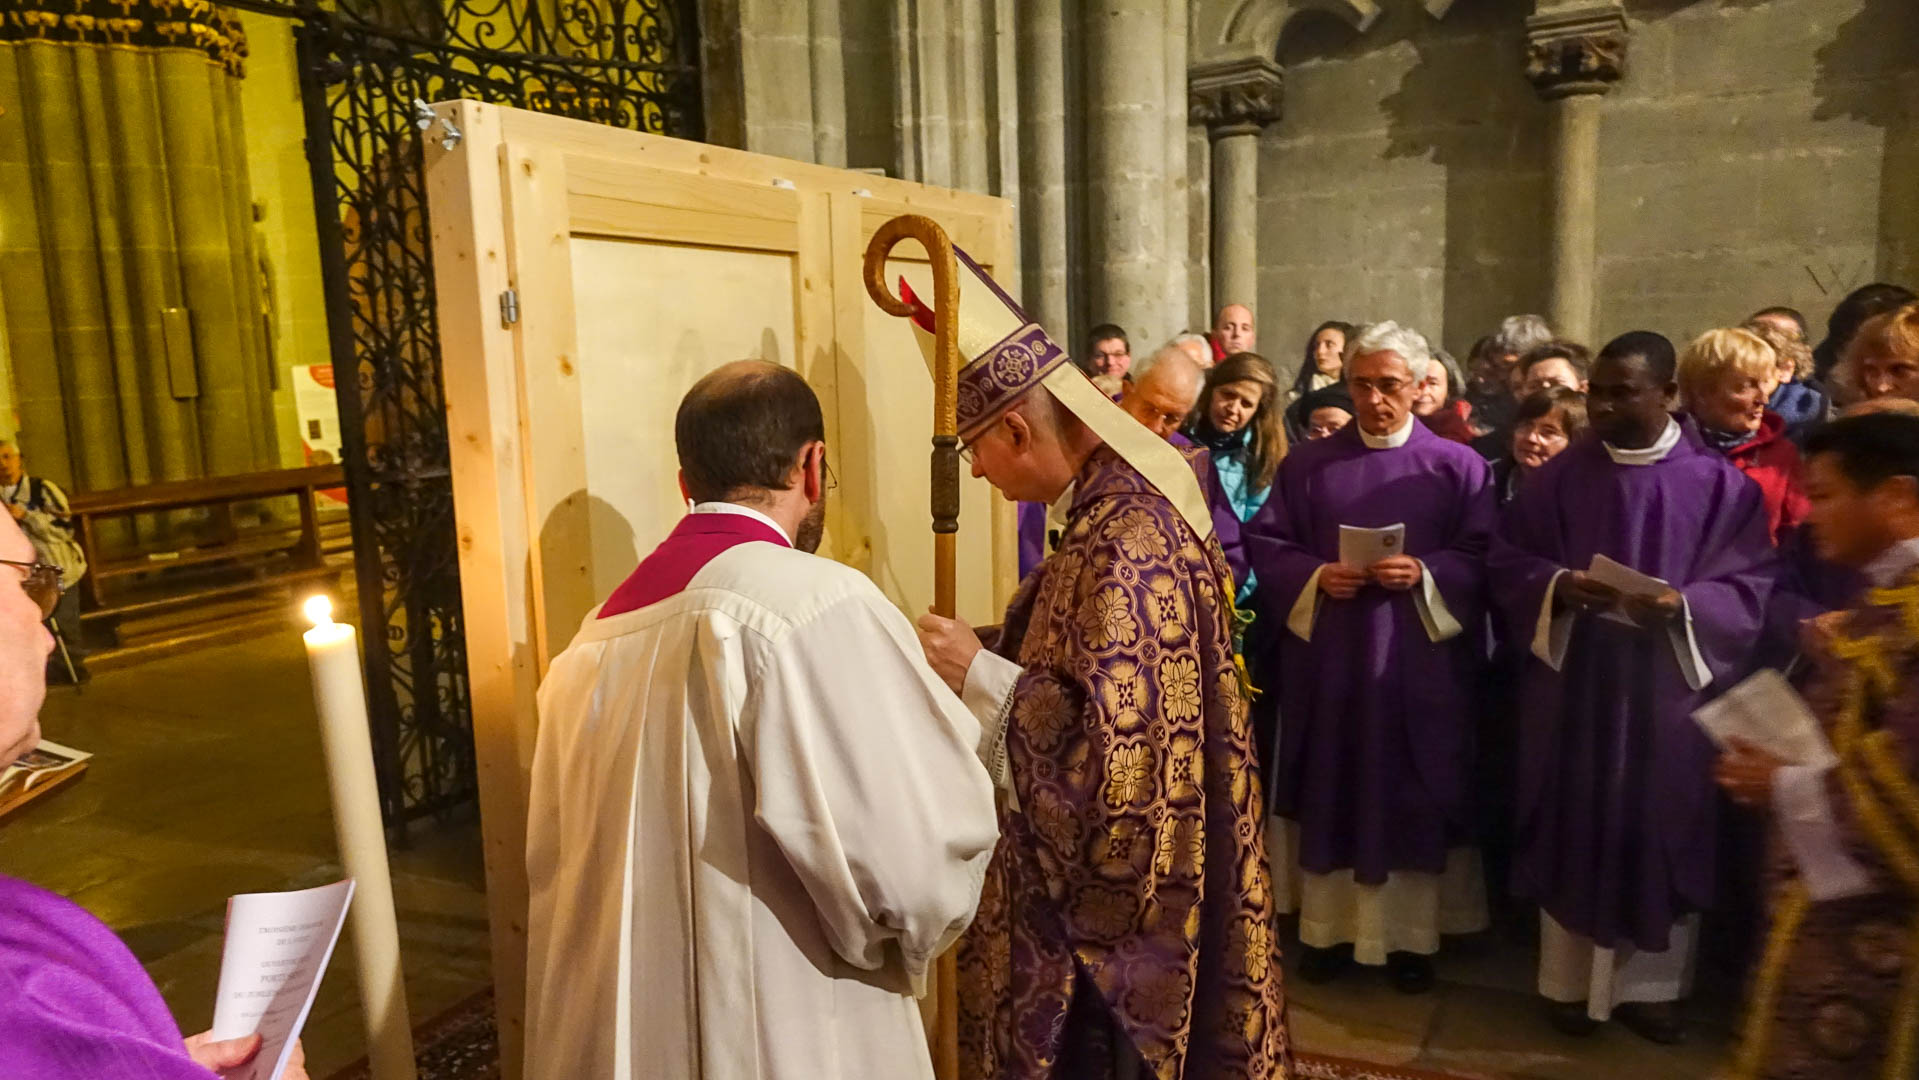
[{"left": 1678, "top": 327, "right": 1808, "bottom": 545}]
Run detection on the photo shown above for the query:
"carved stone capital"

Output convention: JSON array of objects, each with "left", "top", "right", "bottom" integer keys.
[
  {"left": 1189, "top": 56, "right": 1284, "bottom": 139},
  {"left": 1524, "top": 5, "right": 1629, "bottom": 100}
]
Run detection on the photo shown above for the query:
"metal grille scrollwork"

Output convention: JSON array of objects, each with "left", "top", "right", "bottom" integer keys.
[{"left": 272, "top": 0, "right": 702, "bottom": 828}]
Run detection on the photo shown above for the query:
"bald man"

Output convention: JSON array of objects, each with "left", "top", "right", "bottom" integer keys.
[
  {"left": 1215, "top": 304, "right": 1256, "bottom": 358},
  {"left": 526, "top": 361, "right": 998, "bottom": 1080},
  {"left": 1120, "top": 345, "right": 1206, "bottom": 439}
]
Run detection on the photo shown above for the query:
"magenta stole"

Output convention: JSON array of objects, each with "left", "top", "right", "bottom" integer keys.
[{"left": 600, "top": 511, "right": 791, "bottom": 618}]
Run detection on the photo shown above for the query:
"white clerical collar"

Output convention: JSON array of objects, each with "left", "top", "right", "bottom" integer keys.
[
  {"left": 1603, "top": 417, "right": 1681, "bottom": 466},
  {"left": 1042, "top": 481, "right": 1076, "bottom": 551},
  {"left": 1357, "top": 416, "right": 1416, "bottom": 450},
  {"left": 1865, "top": 537, "right": 1919, "bottom": 587},
  {"left": 691, "top": 501, "right": 792, "bottom": 545}
]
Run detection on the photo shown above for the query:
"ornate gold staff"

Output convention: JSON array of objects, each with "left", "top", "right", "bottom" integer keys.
[{"left": 862, "top": 214, "right": 961, "bottom": 1080}]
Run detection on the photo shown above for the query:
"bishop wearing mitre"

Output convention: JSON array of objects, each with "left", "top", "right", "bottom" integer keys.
[
  {"left": 523, "top": 362, "right": 1000, "bottom": 1080},
  {"left": 911, "top": 252, "right": 1289, "bottom": 1079}
]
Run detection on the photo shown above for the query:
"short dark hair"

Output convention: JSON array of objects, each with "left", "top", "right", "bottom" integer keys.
[
  {"left": 1087, "top": 323, "right": 1128, "bottom": 349},
  {"left": 1519, "top": 340, "right": 1592, "bottom": 380},
  {"left": 1748, "top": 305, "right": 1809, "bottom": 342},
  {"left": 675, "top": 364, "right": 824, "bottom": 503},
  {"left": 1515, "top": 387, "right": 1589, "bottom": 439},
  {"left": 1805, "top": 413, "right": 1919, "bottom": 493},
  {"left": 1597, "top": 330, "right": 1677, "bottom": 383}
]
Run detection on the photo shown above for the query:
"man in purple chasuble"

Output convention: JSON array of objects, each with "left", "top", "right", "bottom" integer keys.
[
  {"left": 1242, "top": 321, "right": 1494, "bottom": 995},
  {"left": 910, "top": 250, "right": 1287, "bottom": 1079},
  {"left": 1489, "top": 332, "right": 1779, "bottom": 1044},
  {"left": 0, "top": 512, "right": 304, "bottom": 1080}
]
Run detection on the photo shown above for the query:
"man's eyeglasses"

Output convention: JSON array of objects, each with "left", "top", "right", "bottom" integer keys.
[
  {"left": 1350, "top": 377, "right": 1409, "bottom": 397},
  {"left": 0, "top": 559, "right": 63, "bottom": 619}
]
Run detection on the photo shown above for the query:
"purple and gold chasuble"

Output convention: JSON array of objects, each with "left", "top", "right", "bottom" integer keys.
[
  {"left": 1732, "top": 569, "right": 1919, "bottom": 1080},
  {"left": 958, "top": 446, "right": 1288, "bottom": 1080}
]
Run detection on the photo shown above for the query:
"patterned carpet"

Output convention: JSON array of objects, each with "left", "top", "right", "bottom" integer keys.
[{"left": 323, "top": 989, "right": 1477, "bottom": 1080}]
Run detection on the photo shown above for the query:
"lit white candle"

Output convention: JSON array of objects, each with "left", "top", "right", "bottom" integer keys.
[{"left": 303, "top": 595, "right": 417, "bottom": 1080}]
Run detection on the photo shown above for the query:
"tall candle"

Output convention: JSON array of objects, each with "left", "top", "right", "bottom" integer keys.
[{"left": 303, "top": 595, "right": 417, "bottom": 1080}]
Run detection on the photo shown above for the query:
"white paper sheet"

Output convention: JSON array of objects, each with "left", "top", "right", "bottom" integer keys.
[
  {"left": 1587, "top": 553, "right": 1671, "bottom": 627},
  {"left": 1339, "top": 523, "right": 1406, "bottom": 569},
  {"left": 210, "top": 879, "right": 356, "bottom": 1080},
  {"left": 1692, "top": 668, "right": 1839, "bottom": 770}
]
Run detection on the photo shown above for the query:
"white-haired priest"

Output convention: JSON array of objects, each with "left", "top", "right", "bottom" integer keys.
[
  {"left": 523, "top": 361, "right": 999, "bottom": 1080},
  {"left": 1244, "top": 321, "right": 1496, "bottom": 993}
]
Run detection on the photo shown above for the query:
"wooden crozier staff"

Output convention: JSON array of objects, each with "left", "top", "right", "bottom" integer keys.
[{"left": 862, "top": 214, "right": 962, "bottom": 1080}]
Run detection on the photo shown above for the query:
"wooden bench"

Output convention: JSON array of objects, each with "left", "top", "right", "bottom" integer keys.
[{"left": 69, "top": 465, "right": 347, "bottom": 627}]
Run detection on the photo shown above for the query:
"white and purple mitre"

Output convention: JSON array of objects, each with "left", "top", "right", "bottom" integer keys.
[{"left": 898, "top": 246, "right": 1213, "bottom": 542}]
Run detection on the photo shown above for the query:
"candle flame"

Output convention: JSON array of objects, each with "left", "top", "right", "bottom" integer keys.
[{"left": 304, "top": 594, "right": 334, "bottom": 628}]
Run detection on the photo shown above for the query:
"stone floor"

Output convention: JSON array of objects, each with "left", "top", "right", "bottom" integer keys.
[
  {"left": 1280, "top": 920, "right": 1739, "bottom": 1079},
  {"left": 0, "top": 629, "right": 1742, "bottom": 1080},
  {"left": 0, "top": 629, "right": 494, "bottom": 1080}
]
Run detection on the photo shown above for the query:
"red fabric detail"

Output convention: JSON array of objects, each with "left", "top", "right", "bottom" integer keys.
[
  {"left": 899, "top": 278, "right": 936, "bottom": 333},
  {"left": 1422, "top": 399, "right": 1478, "bottom": 445},
  {"left": 598, "top": 512, "right": 789, "bottom": 618},
  {"left": 1725, "top": 411, "right": 1811, "bottom": 547}
]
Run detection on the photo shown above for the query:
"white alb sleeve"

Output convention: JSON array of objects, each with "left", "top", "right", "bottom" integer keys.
[{"left": 747, "top": 595, "right": 1000, "bottom": 996}]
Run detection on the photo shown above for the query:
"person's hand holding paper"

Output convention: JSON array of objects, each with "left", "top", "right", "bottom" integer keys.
[
  {"left": 1555, "top": 571, "right": 1622, "bottom": 615},
  {"left": 1583, "top": 554, "right": 1683, "bottom": 629}
]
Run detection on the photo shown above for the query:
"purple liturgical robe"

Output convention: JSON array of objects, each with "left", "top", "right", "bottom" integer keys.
[
  {"left": 0, "top": 875, "right": 213, "bottom": 1079},
  {"left": 1243, "top": 420, "right": 1494, "bottom": 882},
  {"left": 1489, "top": 422, "right": 1779, "bottom": 952}
]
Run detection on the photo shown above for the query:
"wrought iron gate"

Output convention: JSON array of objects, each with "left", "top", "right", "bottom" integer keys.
[{"left": 231, "top": 0, "right": 702, "bottom": 828}]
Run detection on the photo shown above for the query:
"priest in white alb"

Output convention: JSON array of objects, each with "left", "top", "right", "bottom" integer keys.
[{"left": 523, "top": 361, "right": 1001, "bottom": 1080}]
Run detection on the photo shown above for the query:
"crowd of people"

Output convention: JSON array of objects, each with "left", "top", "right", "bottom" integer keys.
[
  {"left": 1059, "top": 283, "right": 1919, "bottom": 1072},
  {"left": 7, "top": 263, "right": 1919, "bottom": 1080}
]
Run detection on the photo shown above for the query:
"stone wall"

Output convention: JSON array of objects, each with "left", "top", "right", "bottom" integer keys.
[
  {"left": 1253, "top": 0, "right": 1917, "bottom": 379},
  {"left": 237, "top": 14, "right": 335, "bottom": 469}
]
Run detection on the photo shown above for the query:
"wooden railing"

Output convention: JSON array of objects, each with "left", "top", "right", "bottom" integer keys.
[{"left": 69, "top": 465, "right": 346, "bottom": 622}]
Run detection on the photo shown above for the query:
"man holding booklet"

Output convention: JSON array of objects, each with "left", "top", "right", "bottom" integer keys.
[
  {"left": 1715, "top": 413, "right": 1919, "bottom": 1079},
  {"left": 1245, "top": 321, "right": 1495, "bottom": 993},
  {"left": 1490, "top": 330, "right": 1780, "bottom": 1044}
]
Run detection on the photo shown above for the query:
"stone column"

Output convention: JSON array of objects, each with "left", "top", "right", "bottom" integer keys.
[
  {"left": 1162, "top": 0, "right": 1190, "bottom": 336},
  {"left": 1016, "top": 0, "right": 1069, "bottom": 337},
  {"left": 892, "top": 0, "right": 954, "bottom": 186},
  {"left": 1526, "top": 4, "right": 1628, "bottom": 346},
  {"left": 809, "top": 0, "right": 846, "bottom": 166},
  {"left": 953, "top": 0, "right": 991, "bottom": 193},
  {"left": 1087, "top": 0, "right": 1168, "bottom": 345},
  {"left": 1190, "top": 57, "right": 1283, "bottom": 322}
]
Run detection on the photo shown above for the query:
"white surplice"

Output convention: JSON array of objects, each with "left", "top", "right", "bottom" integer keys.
[{"left": 524, "top": 540, "right": 1000, "bottom": 1080}]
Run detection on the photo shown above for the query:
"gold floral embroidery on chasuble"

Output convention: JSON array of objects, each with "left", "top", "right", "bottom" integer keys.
[
  {"left": 956, "top": 446, "right": 1289, "bottom": 1080},
  {"left": 1732, "top": 572, "right": 1919, "bottom": 1080}
]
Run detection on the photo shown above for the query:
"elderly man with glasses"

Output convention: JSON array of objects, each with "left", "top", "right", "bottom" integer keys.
[{"left": 1244, "top": 320, "right": 1497, "bottom": 994}]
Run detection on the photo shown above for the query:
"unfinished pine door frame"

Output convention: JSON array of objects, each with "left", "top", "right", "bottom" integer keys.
[{"left": 423, "top": 100, "right": 1019, "bottom": 1080}]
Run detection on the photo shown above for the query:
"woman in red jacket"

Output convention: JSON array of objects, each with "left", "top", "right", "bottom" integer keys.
[{"left": 1678, "top": 326, "right": 1809, "bottom": 545}]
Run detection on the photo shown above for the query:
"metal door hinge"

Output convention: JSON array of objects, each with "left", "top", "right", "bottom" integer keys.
[{"left": 499, "top": 288, "right": 520, "bottom": 326}]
